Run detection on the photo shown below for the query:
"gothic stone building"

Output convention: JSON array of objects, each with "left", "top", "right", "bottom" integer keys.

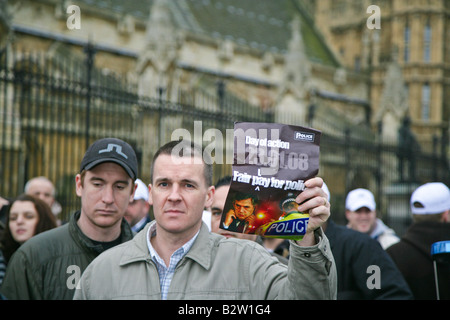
[{"left": 1, "top": 0, "right": 448, "bottom": 227}]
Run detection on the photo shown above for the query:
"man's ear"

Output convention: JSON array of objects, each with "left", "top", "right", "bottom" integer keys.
[
  {"left": 442, "top": 210, "right": 449, "bottom": 223},
  {"left": 345, "top": 209, "right": 352, "bottom": 222},
  {"left": 75, "top": 174, "right": 82, "bottom": 197},
  {"left": 205, "top": 186, "right": 215, "bottom": 209}
]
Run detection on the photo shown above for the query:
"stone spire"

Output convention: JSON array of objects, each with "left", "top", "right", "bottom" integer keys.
[
  {"left": 274, "top": 15, "right": 311, "bottom": 125},
  {"left": 283, "top": 15, "right": 311, "bottom": 97},
  {"left": 376, "top": 47, "right": 409, "bottom": 140},
  {"left": 136, "top": 0, "right": 180, "bottom": 98}
]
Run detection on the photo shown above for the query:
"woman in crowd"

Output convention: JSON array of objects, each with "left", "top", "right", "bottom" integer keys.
[{"left": 0, "top": 194, "right": 57, "bottom": 285}]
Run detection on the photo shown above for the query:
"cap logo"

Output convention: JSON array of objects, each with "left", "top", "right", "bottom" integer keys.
[{"left": 98, "top": 143, "right": 128, "bottom": 159}]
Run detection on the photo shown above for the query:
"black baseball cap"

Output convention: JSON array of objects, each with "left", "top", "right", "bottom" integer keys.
[{"left": 80, "top": 138, "right": 138, "bottom": 181}]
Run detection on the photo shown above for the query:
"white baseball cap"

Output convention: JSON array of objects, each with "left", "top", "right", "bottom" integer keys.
[
  {"left": 410, "top": 182, "right": 450, "bottom": 215},
  {"left": 133, "top": 179, "right": 149, "bottom": 201},
  {"left": 345, "top": 188, "right": 376, "bottom": 212}
]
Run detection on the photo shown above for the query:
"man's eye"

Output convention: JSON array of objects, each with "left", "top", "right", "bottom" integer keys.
[{"left": 212, "top": 211, "right": 222, "bottom": 216}]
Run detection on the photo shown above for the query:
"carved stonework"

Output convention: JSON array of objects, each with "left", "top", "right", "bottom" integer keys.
[
  {"left": 283, "top": 15, "right": 310, "bottom": 95},
  {"left": 218, "top": 39, "right": 234, "bottom": 63},
  {"left": 261, "top": 52, "right": 274, "bottom": 72},
  {"left": 376, "top": 49, "right": 409, "bottom": 140},
  {"left": 117, "top": 14, "right": 135, "bottom": 35},
  {"left": 334, "top": 68, "right": 347, "bottom": 86},
  {"left": 136, "top": 0, "right": 181, "bottom": 99},
  {"left": 274, "top": 15, "right": 311, "bottom": 124}
]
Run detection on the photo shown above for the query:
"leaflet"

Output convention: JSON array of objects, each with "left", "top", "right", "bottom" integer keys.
[{"left": 219, "top": 122, "right": 321, "bottom": 240}]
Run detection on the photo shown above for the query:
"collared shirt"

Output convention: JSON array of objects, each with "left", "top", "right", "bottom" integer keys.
[
  {"left": 131, "top": 216, "right": 148, "bottom": 233},
  {"left": 73, "top": 221, "right": 337, "bottom": 300},
  {"left": 146, "top": 223, "right": 199, "bottom": 300}
]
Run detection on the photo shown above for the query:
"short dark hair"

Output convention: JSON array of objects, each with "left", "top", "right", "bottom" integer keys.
[
  {"left": 151, "top": 139, "right": 213, "bottom": 186},
  {"left": 215, "top": 176, "right": 232, "bottom": 189},
  {"left": 234, "top": 192, "right": 258, "bottom": 206}
]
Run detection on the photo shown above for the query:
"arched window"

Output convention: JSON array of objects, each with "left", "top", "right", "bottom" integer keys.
[
  {"left": 423, "top": 18, "right": 432, "bottom": 62},
  {"left": 421, "top": 83, "right": 430, "bottom": 120},
  {"left": 404, "top": 21, "right": 410, "bottom": 62}
]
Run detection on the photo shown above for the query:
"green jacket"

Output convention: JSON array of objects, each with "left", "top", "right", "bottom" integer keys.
[
  {"left": 0, "top": 211, "right": 133, "bottom": 300},
  {"left": 74, "top": 221, "right": 337, "bottom": 300}
]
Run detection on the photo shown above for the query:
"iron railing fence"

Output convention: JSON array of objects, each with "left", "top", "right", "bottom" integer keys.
[{"left": 1, "top": 47, "right": 448, "bottom": 236}]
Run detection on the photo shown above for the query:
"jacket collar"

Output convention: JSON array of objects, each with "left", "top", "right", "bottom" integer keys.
[
  {"left": 184, "top": 222, "right": 214, "bottom": 270},
  {"left": 402, "top": 221, "right": 450, "bottom": 255},
  {"left": 69, "top": 210, "right": 134, "bottom": 255},
  {"left": 120, "top": 220, "right": 214, "bottom": 270}
]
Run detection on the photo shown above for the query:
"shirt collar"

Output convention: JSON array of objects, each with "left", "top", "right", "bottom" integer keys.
[
  {"left": 131, "top": 216, "right": 148, "bottom": 232},
  {"left": 118, "top": 221, "right": 214, "bottom": 269},
  {"left": 146, "top": 222, "right": 200, "bottom": 263}
]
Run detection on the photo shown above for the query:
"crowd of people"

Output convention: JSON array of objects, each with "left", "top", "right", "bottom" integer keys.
[{"left": 0, "top": 137, "right": 448, "bottom": 300}]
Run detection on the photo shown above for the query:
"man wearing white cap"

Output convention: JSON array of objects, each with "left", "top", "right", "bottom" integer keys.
[
  {"left": 323, "top": 183, "right": 412, "bottom": 299},
  {"left": 345, "top": 188, "right": 399, "bottom": 249},
  {"left": 387, "top": 182, "right": 450, "bottom": 299},
  {"left": 125, "top": 179, "right": 152, "bottom": 233}
]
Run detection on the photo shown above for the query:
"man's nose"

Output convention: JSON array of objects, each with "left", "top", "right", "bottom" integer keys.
[
  {"left": 102, "top": 186, "right": 115, "bottom": 204},
  {"left": 168, "top": 184, "right": 182, "bottom": 201}
]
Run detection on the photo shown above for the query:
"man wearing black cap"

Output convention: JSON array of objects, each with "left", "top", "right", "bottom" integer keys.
[
  {"left": 0, "top": 138, "right": 137, "bottom": 300},
  {"left": 74, "top": 140, "right": 336, "bottom": 300}
]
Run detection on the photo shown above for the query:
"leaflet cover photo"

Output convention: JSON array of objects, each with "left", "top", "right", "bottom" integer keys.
[{"left": 219, "top": 122, "right": 321, "bottom": 240}]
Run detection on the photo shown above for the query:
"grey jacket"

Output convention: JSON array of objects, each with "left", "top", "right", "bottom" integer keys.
[
  {"left": 74, "top": 221, "right": 337, "bottom": 300},
  {"left": 0, "top": 211, "right": 134, "bottom": 300}
]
